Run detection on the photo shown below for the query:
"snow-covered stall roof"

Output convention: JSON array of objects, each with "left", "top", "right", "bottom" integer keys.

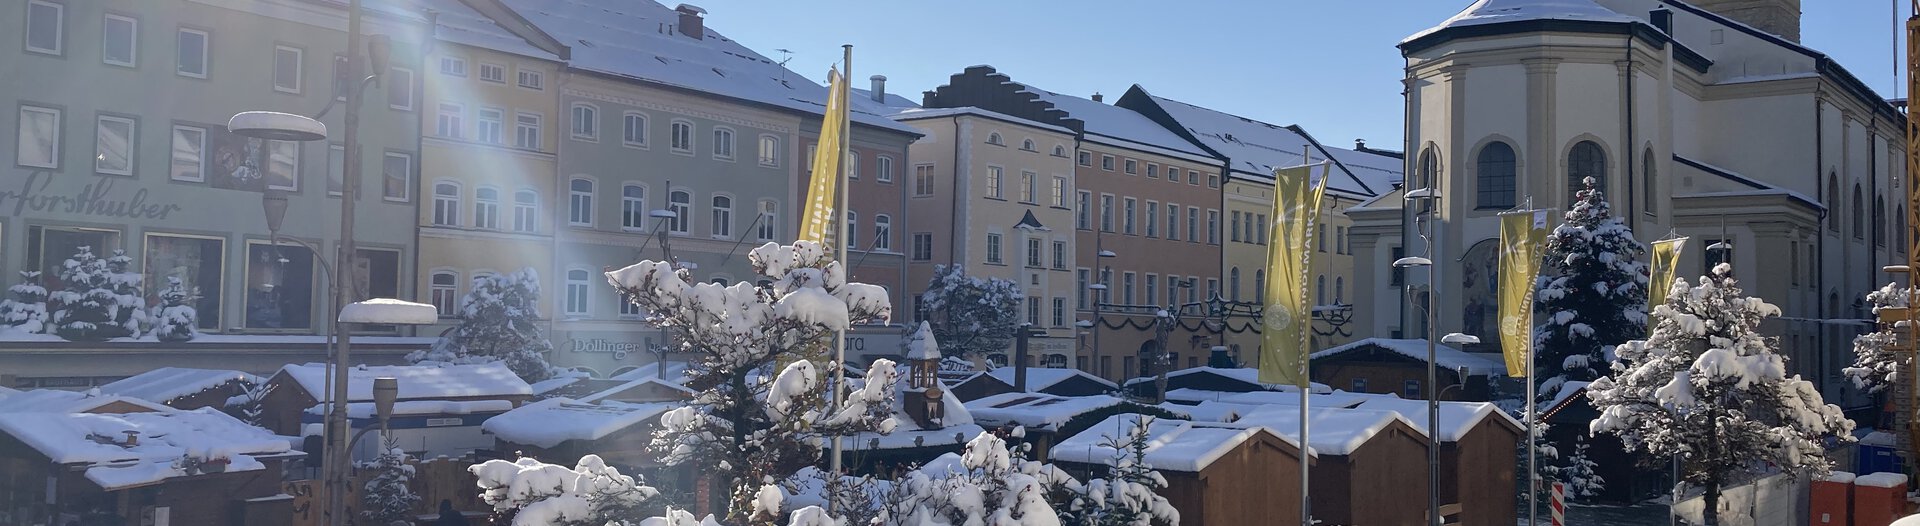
[
  {"left": 1350, "top": 398, "right": 1521, "bottom": 442},
  {"left": 508, "top": 0, "right": 919, "bottom": 136},
  {"left": 305, "top": 400, "right": 516, "bottom": 419},
  {"left": 275, "top": 362, "right": 532, "bottom": 402},
  {"left": 0, "top": 408, "right": 295, "bottom": 490},
  {"left": 845, "top": 363, "right": 983, "bottom": 451},
  {"left": 985, "top": 367, "right": 1116, "bottom": 392},
  {"left": 1214, "top": 390, "right": 1385, "bottom": 409},
  {"left": 99, "top": 368, "right": 260, "bottom": 404},
  {"left": 1128, "top": 367, "right": 1333, "bottom": 393},
  {"left": 1051, "top": 413, "right": 1299, "bottom": 472},
  {"left": 1171, "top": 401, "right": 1264, "bottom": 423},
  {"left": 1018, "top": 87, "right": 1215, "bottom": 163},
  {"left": 482, "top": 397, "right": 678, "bottom": 449},
  {"left": 1137, "top": 92, "right": 1389, "bottom": 198},
  {"left": 965, "top": 393, "right": 1127, "bottom": 432},
  {"left": 0, "top": 389, "right": 172, "bottom": 414},
  {"left": 1310, "top": 338, "right": 1502, "bottom": 375},
  {"left": 1402, "top": 0, "right": 1639, "bottom": 44},
  {"left": 1543, "top": 380, "right": 1593, "bottom": 417},
  {"left": 1232, "top": 406, "right": 1422, "bottom": 456}
]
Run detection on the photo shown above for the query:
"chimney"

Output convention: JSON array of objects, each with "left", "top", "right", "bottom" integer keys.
[
  {"left": 1355, "top": 138, "right": 1367, "bottom": 150},
  {"left": 123, "top": 430, "right": 140, "bottom": 447},
  {"left": 1689, "top": 0, "right": 1799, "bottom": 43},
  {"left": 1650, "top": 8, "right": 1673, "bottom": 35},
  {"left": 922, "top": 90, "right": 937, "bottom": 107},
  {"left": 1090, "top": 92, "right": 1103, "bottom": 103},
  {"left": 674, "top": 4, "right": 706, "bottom": 40},
  {"left": 870, "top": 75, "right": 887, "bottom": 103}
]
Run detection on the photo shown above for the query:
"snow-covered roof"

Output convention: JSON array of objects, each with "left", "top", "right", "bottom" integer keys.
[
  {"left": 985, "top": 367, "right": 1116, "bottom": 392},
  {"left": 1214, "top": 390, "right": 1384, "bottom": 410},
  {"left": 99, "top": 368, "right": 259, "bottom": 404},
  {"left": 1051, "top": 413, "right": 1299, "bottom": 472},
  {"left": 1311, "top": 338, "right": 1502, "bottom": 375},
  {"left": 422, "top": 0, "right": 562, "bottom": 61},
  {"left": 0, "top": 408, "right": 294, "bottom": 490},
  {"left": 1170, "top": 400, "right": 1263, "bottom": 423},
  {"left": 482, "top": 397, "right": 678, "bottom": 448},
  {"left": 965, "top": 393, "right": 1128, "bottom": 432},
  {"left": 1127, "top": 367, "right": 1333, "bottom": 393},
  {"left": 274, "top": 362, "right": 532, "bottom": 402},
  {"left": 1137, "top": 92, "right": 1392, "bottom": 198},
  {"left": 305, "top": 400, "right": 516, "bottom": 419},
  {"left": 850, "top": 87, "right": 922, "bottom": 115},
  {"left": 1350, "top": 398, "right": 1522, "bottom": 442},
  {"left": 1403, "top": 0, "right": 1639, "bottom": 44},
  {"left": 508, "top": 0, "right": 919, "bottom": 135},
  {"left": 890, "top": 107, "right": 1074, "bottom": 135},
  {"left": 904, "top": 322, "right": 940, "bottom": 360},
  {"left": 577, "top": 376, "right": 695, "bottom": 403},
  {"left": 1233, "top": 406, "right": 1421, "bottom": 457},
  {"left": 0, "top": 389, "right": 172, "bottom": 414},
  {"left": 529, "top": 375, "right": 585, "bottom": 395},
  {"left": 1015, "top": 87, "right": 1214, "bottom": 163},
  {"left": 1544, "top": 380, "right": 1593, "bottom": 416}
]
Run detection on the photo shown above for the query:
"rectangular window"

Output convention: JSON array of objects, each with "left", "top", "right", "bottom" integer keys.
[
  {"left": 176, "top": 28, "right": 208, "bottom": 78},
  {"left": 1208, "top": 173, "right": 1219, "bottom": 188},
  {"left": 476, "top": 107, "right": 503, "bottom": 144},
  {"left": 1076, "top": 191, "right": 1091, "bottom": 229},
  {"left": 1245, "top": 214, "right": 1256, "bottom": 245},
  {"left": 94, "top": 115, "right": 134, "bottom": 175},
  {"left": 1078, "top": 150, "right": 1091, "bottom": 166},
  {"left": 478, "top": 62, "right": 505, "bottom": 83},
  {"left": 564, "top": 270, "right": 590, "bottom": 316},
  {"left": 571, "top": 105, "right": 597, "bottom": 140},
  {"left": 712, "top": 128, "right": 734, "bottom": 160},
  {"left": 1123, "top": 197, "right": 1137, "bottom": 235},
  {"left": 671, "top": 121, "right": 693, "bottom": 152},
  {"left": 914, "top": 164, "right": 935, "bottom": 197},
  {"left": 1123, "top": 357, "right": 1134, "bottom": 381},
  {"left": 144, "top": 233, "right": 224, "bottom": 330},
  {"left": 351, "top": 248, "right": 401, "bottom": 324},
  {"left": 1100, "top": 155, "right": 1114, "bottom": 171},
  {"left": 30, "top": 227, "right": 121, "bottom": 287},
  {"left": 1187, "top": 207, "right": 1199, "bottom": 242},
  {"left": 986, "top": 233, "right": 1003, "bottom": 264},
  {"left": 1230, "top": 211, "right": 1242, "bottom": 242},
  {"left": 1052, "top": 297, "right": 1066, "bottom": 327},
  {"left": 1051, "top": 176, "right": 1066, "bottom": 207},
  {"left": 1206, "top": 278, "right": 1218, "bottom": 301},
  {"left": 756, "top": 202, "right": 776, "bottom": 241},
  {"left": 514, "top": 190, "right": 538, "bottom": 233},
  {"left": 102, "top": 14, "right": 136, "bottom": 67},
  {"left": 1146, "top": 274, "right": 1158, "bottom": 306},
  {"left": 1207, "top": 210, "right": 1220, "bottom": 244},
  {"left": 430, "top": 273, "right": 458, "bottom": 316},
  {"left": 1318, "top": 224, "right": 1327, "bottom": 252},
  {"left": 1123, "top": 272, "right": 1137, "bottom": 305},
  {"left": 1027, "top": 297, "right": 1041, "bottom": 326},
  {"left": 1145, "top": 201, "right": 1159, "bottom": 238},
  {"left": 1165, "top": 166, "right": 1180, "bottom": 184},
  {"left": 26, "top": 1, "right": 63, "bottom": 56},
  {"left": 1257, "top": 214, "right": 1269, "bottom": 245},
  {"left": 263, "top": 140, "right": 298, "bottom": 191},
  {"left": 439, "top": 55, "right": 466, "bottom": 77},
  {"left": 1147, "top": 164, "right": 1158, "bottom": 179},
  {"left": 386, "top": 67, "right": 414, "bottom": 111},
  {"left": 1052, "top": 241, "right": 1067, "bottom": 270},
  {"left": 1167, "top": 276, "right": 1179, "bottom": 307},
  {"left": 912, "top": 233, "right": 933, "bottom": 261},
  {"left": 1027, "top": 237, "right": 1043, "bottom": 267},
  {"left": 1187, "top": 169, "right": 1199, "bottom": 185},
  {"left": 1391, "top": 247, "right": 1406, "bottom": 286},
  {"left": 1336, "top": 226, "right": 1347, "bottom": 254},
  {"left": 273, "top": 45, "right": 302, "bottom": 93},
  {"left": 382, "top": 152, "right": 412, "bottom": 202},
  {"left": 877, "top": 156, "right": 894, "bottom": 183},
  {"left": 169, "top": 124, "right": 206, "bottom": 182},
  {"left": 436, "top": 103, "right": 463, "bottom": 138},
  {"left": 1100, "top": 195, "right": 1114, "bottom": 232},
  {"left": 1077, "top": 269, "right": 1090, "bottom": 309},
  {"left": 244, "top": 241, "right": 314, "bottom": 329},
  {"left": 1124, "top": 159, "right": 1137, "bottom": 174},
  {"left": 517, "top": 69, "right": 543, "bottom": 90},
  {"left": 515, "top": 112, "right": 541, "bottom": 150},
  {"left": 1020, "top": 171, "right": 1036, "bottom": 202},
  {"left": 986, "top": 166, "right": 1003, "bottom": 199},
  {"left": 1166, "top": 203, "right": 1179, "bottom": 241},
  {"left": 327, "top": 144, "right": 344, "bottom": 196}
]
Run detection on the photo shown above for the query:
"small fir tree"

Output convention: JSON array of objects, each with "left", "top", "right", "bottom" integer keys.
[
  {"left": 417, "top": 268, "right": 556, "bottom": 382},
  {"left": 919, "top": 264, "right": 1023, "bottom": 361},
  {"left": 103, "top": 249, "right": 148, "bottom": 337},
  {"left": 49, "top": 246, "right": 143, "bottom": 341},
  {"left": 1057, "top": 416, "right": 1179, "bottom": 526},
  {"left": 1588, "top": 264, "right": 1854, "bottom": 526},
  {"left": 1560, "top": 436, "right": 1605, "bottom": 500},
  {"left": 359, "top": 442, "right": 420, "bottom": 526},
  {"left": 153, "top": 277, "right": 200, "bottom": 343},
  {"left": 1534, "top": 178, "right": 1648, "bottom": 398},
  {"left": 0, "top": 271, "right": 48, "bottom": 334}
]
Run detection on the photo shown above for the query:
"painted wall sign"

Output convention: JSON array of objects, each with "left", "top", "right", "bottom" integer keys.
[
  {"left": 569, "top": 338, "right": 644, "bottom": 359},
  {"left": 1, "top": 171, "right": 183, "bottom": 220}
]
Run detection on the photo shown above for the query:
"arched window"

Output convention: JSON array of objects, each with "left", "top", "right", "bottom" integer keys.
[
  {"left": 758, "top": 135, "right": 780, "bottom": 166},
  {"left": 432, "top": 180, "right": 460, "bottom": 226},
  {"left": 1021, "top": 138, "right": 1035, "bottom": 151},
  {"left": 1828, "top": 173, "right": 1841, "bottom": 232},
  {"left": 1052, "top": 144, "right": 1066, "bottom": 157},
  {"left": 711, "top": 195, "right": 733, "bottom": 238},
  {"left": 570, "top": 103, "right": 597, "bottom": 140},
  {"left": 1229, "top": 267, "right": 1241, "bottom": 301},
  {"left": 513, "top": 189, "right": 537, "bottom": 233},
  {"left": 1567, "top": 141, "right": 1605, "bottom": 203},
  {"left": 1875, "top": 195, "right": 1886, "bottom": 246},
  {"left": 1254, "top": 270, "right": 1265, "bottom": 300},
  {"left": 1415, "top": 147, "right": 1438, "bottom": 213},
  {"left": 1316, "top": 275, "right": 1327, "bottom": 306},
  {"left": 1335, "top": 277, "right": 1344, "bottom": 304},
  {"left": 987, "top": 132, "right": 1003, "bottom": 146},
  {"left": 429, "top": 271, "right": 458, "bottom": 316},
  {"left": 668, "top": 190, "right": 691, "bottom": 234},
  {"left": 1853, "top": 184, "right": 1864, "bottom": 239},
  {"left": 874, "top": 214, "right": 892, "bottom": 251},
  {"left": 622, "top": 112, "right": 646, "bottom": 146},
  {"left": 1475, "top": 142, "right": 1516, "bottom": 209},
  {"left": 757, "top": 200, "right": 777, "bottom": 241},
  {"left": 568, "top": 178, "right": 594, "bottom": 226},
  {"left": 670, "top": 119, "right": 693, "bottom": 152},
  {"left": 564, "top": 269, "right": 590, "bottom": 315},
  {"left": 712, "top": 127, "right": 735, "bottom": 160},
  {"left": 474, "top": 186, "right": 500, "bottom": 230},
  {"left": 621, "top": 184, "right": 647, "bottom": 229},
  {"left": 1642, "top": 148, "right": 1657, "bottom": 215}
]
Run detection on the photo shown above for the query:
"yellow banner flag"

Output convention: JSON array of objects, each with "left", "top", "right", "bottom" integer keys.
[
  {"left": 798, "top": 68, "right": 847, "bottom": 244},
  {"left": 1498, "top": 210, "right": 1550, "bottom": 377},
  {"left": 1260, "top": 163, "right": 1329, "bottom": 386},
  {"left": 1649, "top": 237, "right": 1688, "bottom": 314}
]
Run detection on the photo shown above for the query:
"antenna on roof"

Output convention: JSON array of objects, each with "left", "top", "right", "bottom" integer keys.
[{"left": 774, "top": 48, "right": 793, "bottom": 82}]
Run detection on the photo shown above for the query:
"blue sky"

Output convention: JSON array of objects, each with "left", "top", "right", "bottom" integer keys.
[{"left": 696, "top": 1, "right": 1905, "bottom": 150}]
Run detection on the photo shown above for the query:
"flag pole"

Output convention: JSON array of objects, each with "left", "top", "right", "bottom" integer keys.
[
  {"left": 1525, "top": 197, "right": 1538, "bottom": 526},
  {"left": 830, "top": 44, "right": 852, "bottom": 482},
  {"left": 1299, "top": 145, "right": 1313, "bottom": 526}
]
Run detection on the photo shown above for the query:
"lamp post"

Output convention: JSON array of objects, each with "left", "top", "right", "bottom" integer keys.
[
  {"left": 1089, "top": 248, "right": 1117, "bottom": 380},
  {"left": 1398, "top": 183, "right": 1444, "bottom": 526}
]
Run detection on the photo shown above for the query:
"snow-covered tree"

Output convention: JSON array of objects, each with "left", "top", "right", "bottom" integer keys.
[
  {"left": 153, "top": 277, "right": 199, "bottom": 343},
  {"left": 877, "top": 430, "right": 1077, "bottom": 526},
  {"left": 225, "top": 383, "right": 275, "bottom": 426},
  {"left": 1056, "top": 417, "right": 1179, "bottom": 526},
  {"left": 359, "top": 442, "right": 420, "bottom": 526},
  {"left": 470, "top": 453, "right": 664, "bottom": 526},
  {"left": 48, "top": 246, "right": 146, "bottom": 341},
  {"left": 415, "top": 268, "right": 555, "bottom": 382},
  {"left": 1845, "top": 282, "right": 1909, "bottom": 394},
  {"left": 606, "top": 241, "right": 897, "bottom": 522},
  {"left": 0, "top": 271, "right": 48, "bottom": 334},
  {"left": 1534, "top": 178, "right": 1648, "bottom": 397},
  {"left": 1588, "top": 264, "right": 1854, "bottom": 526},
  {"left": 919, "top": 264, "right": 1022, "bottom": 361}
]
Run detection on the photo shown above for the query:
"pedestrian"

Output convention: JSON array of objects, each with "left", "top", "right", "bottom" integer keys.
[{"left": 433, "top": 499, "right": 469, "bottom": 526}]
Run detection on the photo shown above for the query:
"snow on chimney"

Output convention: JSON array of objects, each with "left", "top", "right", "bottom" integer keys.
[
  {"left": 675, "top": 4, "right": 706, "bottom": 40},
  {"left": 1355, "top": 138, "right": 1366, "bottom": 149},
  {"left": 870, "top": 75, "right": 887, "bottom": 103},
  {"left": 123, "top": 430, "right": 140, "bottom": 446},
  {"left": 1091, "top": 92, "right": 1103, "bottom": 103}
]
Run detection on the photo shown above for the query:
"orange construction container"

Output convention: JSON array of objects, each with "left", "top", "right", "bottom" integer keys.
[
  {"left": 1855, "top": 472, "right": 1909, "bottom": 526},
  {"left": 1814, "top": 472, "right": 1856, "bottom": 526}
]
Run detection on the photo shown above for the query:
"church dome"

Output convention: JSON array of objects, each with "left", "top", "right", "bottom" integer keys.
[{"left": 1404, "top": 0, "right": 1638, "bottom": 46}]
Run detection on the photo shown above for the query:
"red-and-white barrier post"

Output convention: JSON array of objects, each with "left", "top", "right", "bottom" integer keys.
[{"left": 1550, "top": 481, "right": 1566, "bottom": 526}]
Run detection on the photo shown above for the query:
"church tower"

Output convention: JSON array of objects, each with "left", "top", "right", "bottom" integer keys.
[{"left": 1687, "top": 0, "right": 1800, "bottom": 42}]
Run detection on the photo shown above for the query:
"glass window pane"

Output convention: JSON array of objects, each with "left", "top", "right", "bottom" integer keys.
[
  {"left": 146, "top": 234, "right": 224, "bottom": 329},
  {"left": 246, "top": 243, "right": 314, "bottom": 329}
]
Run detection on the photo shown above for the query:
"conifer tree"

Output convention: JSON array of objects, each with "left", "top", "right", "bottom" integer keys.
[
  {"left": 0, "top": 271, "right": 48, "bottom": 334},
  {"left": 49, "top": 246, "right": 143, "bottom": 341},
  {"left": 1534, "top": 177, "right": 1648, "bottom": 398},
  {"left": 154, "top": 277, "right": 200, "bottom": 343}
]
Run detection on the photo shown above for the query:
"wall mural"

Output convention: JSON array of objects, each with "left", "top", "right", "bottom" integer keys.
[{"left": 1460, "top": 238, "right": 1500, "bottom": 350}]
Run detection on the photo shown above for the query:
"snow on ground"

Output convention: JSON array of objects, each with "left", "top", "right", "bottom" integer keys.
[
  {"left": 965, "top": 393, "right": 1127, "bottom": 431},
  {"left": 1052, "top": 413, "right": 1298, "bottom": 472},
  {"left": 1232, "top": 406, "right": 1418, "bottom": 456},
  {"left": 98, "top": 367, "right": 259, "bottom": 404},
  {"left": 276, "top": 362, "right": 531, "bottom": 402},
  {"left": 0, "top": 408, "right": 293, "bottom": 489},
  {"left": 985, "top": 366, "right": 1116, "bottom": 392},
  {"left": 0, "top": 388, "right": 172, "bottom": 414},
  {"left": 1350, "top": 397, "right": 1520, "bottom": 442},
  {"left": 482, "top": 397, "right": 680, "bottom": 449}
]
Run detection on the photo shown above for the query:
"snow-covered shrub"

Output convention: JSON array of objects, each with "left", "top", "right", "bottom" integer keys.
[
  {"left": 1845, "top": 282, "right": 1909, "bottom": 394},
  {"left": 0, "top": 270, "right": 48, "bottom": 334},
  {"left": 153, "top": 277, "right": 199, "bottom": 343},
  {"left": 470, "top": 454, "right": 663, "bottom": 526},
  {"left": 48, "top": 246, "right": 146, "bottom": 341},
  {"left": 605, "top": 241, "right": 897, "bottom": 522},
  {"left": 878, "top": 431, "right": 1078, "bottom": 526},
  {"left": 359, "top": 443, "right": 420, "bottom": 525},
  {"left": 224, "top": 382, "right": 275, "bottom": 427},
  {"left": 919, "top": 264, "right": 1022, "bottom": 361},
  {"left": 1534, "top": 178, "right": 1648, "bottom": 396},
  {"left": 1056, "top": 418, "right": 1179, "bottom": 526},
  {"left": 1588, "top": 263, "right": 1854, "bottom": 526},
  {"left": 417, "top": 268, "right": 556, "bottom": 382}
]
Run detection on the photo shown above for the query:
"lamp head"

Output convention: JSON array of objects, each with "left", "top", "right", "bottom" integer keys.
[
  {"left": 1097, "top": 250, "right": 1118, "bottom": 258},
  {"left": 228, "top": 111, "right": 327, "bottom": 142},
  {"left": 1441, "top": 332, "right": 1480, "bottom": 345},
  {"left": 1405, "top": 188, "right": 1440, "bottom": 200},
  {"left": 367, "top": 34, "right": 392, "bottom": 80},
  {"left": 372, "top": 377, "right": 398, "bottom": 423},
  {"left": 1393, "top": 256, "right": 1434, "bottom": 268},
  {"left": 1885, "top": 265, "right": 1912, "bottom": 274},
  {"left": 262, "top": 191, "right": 290, "bottom": 233}
]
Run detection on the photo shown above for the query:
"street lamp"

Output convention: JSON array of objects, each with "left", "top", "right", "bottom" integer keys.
[
  {"left": 1089, "top": 249, "right": 1118, "bottom": 380},
  {"left": 1399, "top": 184, "right": 1445, "bottom": 526}
]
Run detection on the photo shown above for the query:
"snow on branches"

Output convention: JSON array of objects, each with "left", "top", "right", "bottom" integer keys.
[
  {"left": 414, "top": 268, "right": 557, "bottom": 382},
  {"left": 1534, "top": 178, "right": 1648, "bottom": 394},
  {"left": 0, "top": 271, "right": 48, "bottom": 334},
  {"left": 878, "top": 431, "right": 1078, "bottom": 526},
  {"left": 359, "top": 443, "right": 420, "bottom": 525},
  {"left": 1588, "top": 264, "right": 1853, "bottom": 525},
  {"left": 919, "top": 264, "right": 1023, "bottom": 361},
  {"left": 49, "top": 246, "right": 147, "bottom": 341},
  {"left": 471, "top": 454, "right": 664, "bottom": 526},
  {"left": 1846, "top": 282, "right": 1909, "bottom": 394},
  {"left": 1056, "top": 416, "right": 1180, "bottom": 526},
  {"left": 153, "top": 276, "right": 200, "bottom": 343}
]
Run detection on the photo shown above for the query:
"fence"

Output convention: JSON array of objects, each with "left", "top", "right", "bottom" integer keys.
[
  {"left": 1672, "top": 473, "right": 1807, "bottom": 526},
  {"left": 286, "top": 456, "right": 490, "bottom": 526}
]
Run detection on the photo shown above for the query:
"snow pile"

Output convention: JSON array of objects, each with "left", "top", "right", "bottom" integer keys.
[
  {"left": 1817, "top": 471, "right": 1856, "bottom": 484},
  {"left": 986, "top": 367, "right": 1118, "bottom": 392},
  {"left": 470, "top": 454, "right": 662, "bottom": 526},
  {"left": 484, "top": 398, "right": 678, "bottom": 448},
  {"left": 339, "top": 298, "right": 437, "bottom": 325},
  {"left": 1856, "top": 473, "right": 1907, "bottom": 488},
  {"left": 1052, "top": 413, "right": 1290, "bottom": 472},
  {"left": 1310, "top": 338, "right": 1500, "bottom": 375},
  {"left": 1169, "top": 401, "right": 1261, "bottom": 423},
  {"left": 276, "top": 361, "right": 532, "bottom": 402},
  {"left": 1404, "top": 0, "right": 1638, "bottom": 44},
  {"left": 1233, "top": 406, "right": 1417, "bottom": 456},
  {"left": 966, "top": 393, "right": 1128, "bottom": 431},
  {"left": 1215, "top": 389, "right": 1382, "bottom": 409},
  {"left": 1349, "top": 397, "right": 1519, "bottom": 442},
  {"left": 919, "top": 265, "right": 1022, "bottom": 360},
  {"left": 0, "top": 388, "right": 172, "bottom": 414},
  {"left": 0, "top": 408, "right": 292, "bottom": 489},
  {"left": 99, "top": 367, "right": 259, "bottom": 405}
]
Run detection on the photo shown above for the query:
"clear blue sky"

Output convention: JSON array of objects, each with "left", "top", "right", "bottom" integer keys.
[{"left": 695, "top": 1, "right": 1906, "bottom": 149}]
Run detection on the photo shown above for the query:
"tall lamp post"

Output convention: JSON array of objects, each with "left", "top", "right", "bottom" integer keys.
[
  {"left": 1089, "top": 249, "right": 1117, "bottom": 379},
  {"left": 1396, "top": 184, "right": 1446, "bottom": 526}
]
